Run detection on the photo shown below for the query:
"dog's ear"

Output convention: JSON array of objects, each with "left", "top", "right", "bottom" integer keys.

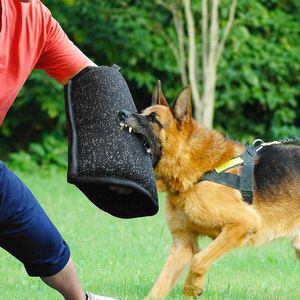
[
  {"left": 171, "top": 86, "right": 192, "bottom": 122},
  {"left": 151, "top": 80, "right": 168, "bottom": 106}
]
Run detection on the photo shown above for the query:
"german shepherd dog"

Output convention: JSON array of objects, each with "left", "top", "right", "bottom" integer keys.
[{"left": 118, "top": 82, "right": 300, "bottom": 299}]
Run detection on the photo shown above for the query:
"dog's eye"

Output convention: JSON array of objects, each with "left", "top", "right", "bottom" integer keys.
[
  {"left": 147, "top": 112, "right": 164, "bottom": 129},
  {"left": 148, "top": 112, "right": 157, "bottom": 122}
]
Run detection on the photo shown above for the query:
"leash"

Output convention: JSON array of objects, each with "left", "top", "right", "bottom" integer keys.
[
  {"left": 199, "top": 137, "right": 300, "bottom": 205},
  {"left": 252, "top": 137, "right": 300, "bottom": 151}
]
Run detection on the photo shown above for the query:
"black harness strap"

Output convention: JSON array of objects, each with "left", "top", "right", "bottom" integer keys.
[
  {"left": 239, "top": 146, "right": 257, "bottom": 203},
  {"left": 199, "top": 146, "right": 257, "bottom": 205},
  {"left": 200, "top": 171, "right": 241, "bottom": 190}
]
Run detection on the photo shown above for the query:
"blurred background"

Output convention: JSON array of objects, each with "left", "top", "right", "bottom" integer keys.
[
  {"left": 1, "top": 2, "right": 300, "bottom": 298},
  {"left": 1, "top": 0, "right": 300, "bottom": 169}
]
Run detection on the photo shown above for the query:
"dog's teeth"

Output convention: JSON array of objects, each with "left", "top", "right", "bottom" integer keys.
[
  {"left": 124, "top": 124, "right": 128, "bottom": 128},
  {"left": 129, "top": 127, "right": 132, "bottom": 133},
  {"left": 147, "top": 148, "right": 152, "bottom": 154},
  {"left": 120, "top": 123, "right": 125, "bottom": 130}
]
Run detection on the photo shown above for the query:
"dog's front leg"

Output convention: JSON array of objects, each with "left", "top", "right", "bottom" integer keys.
[
  {"left": 183, "top": 222, "right": 258, "bottom": 298},
  {"left": 146, "top": 232, "right": 199, "bottom": 300}
]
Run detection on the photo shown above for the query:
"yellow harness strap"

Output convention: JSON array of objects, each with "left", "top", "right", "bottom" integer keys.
[{"left": 215, "top": 157, "right": 244, "bottom": 173}]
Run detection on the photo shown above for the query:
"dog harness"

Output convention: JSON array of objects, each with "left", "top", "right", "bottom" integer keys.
[
  {"left": 198, "top": 137, "right": 300, "bottom": 205},
  {"left": 199, "top": 146, "right": 257, "bottom": 204}
]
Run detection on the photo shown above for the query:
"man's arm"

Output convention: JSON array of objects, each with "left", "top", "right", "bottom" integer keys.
[{"left": 60, "top": 59, "right": 98, "bottom": 85}]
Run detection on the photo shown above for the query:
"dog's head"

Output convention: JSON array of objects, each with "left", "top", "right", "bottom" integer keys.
[{"left": 118, "top": 81, "right": 193, "bottom": 166}]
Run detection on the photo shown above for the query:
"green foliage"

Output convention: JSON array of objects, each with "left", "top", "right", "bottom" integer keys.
[
  {"left": 7, "top": 135, "right": 67, "bottom": 172},
  {"left": 216, "top": 0, "right": 300, "bottom": 142},
  {"left": 1, "top": 0, "right": 299, "bottom": 166},
  {"left": 0, "top": 70, "right": 65, "bottom": 160}
]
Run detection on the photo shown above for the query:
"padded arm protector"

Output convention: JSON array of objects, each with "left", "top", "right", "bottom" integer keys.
[{"left": 64, "top": 65, "right": 158, "bottom": 218}]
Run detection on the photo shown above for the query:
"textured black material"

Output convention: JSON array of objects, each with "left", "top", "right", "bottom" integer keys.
[
  {"left": 64, "top": 65, "right": 158, "bottom": 218},
  {"left": 200, "top": 146, "right": 257, "bottom": 204}
]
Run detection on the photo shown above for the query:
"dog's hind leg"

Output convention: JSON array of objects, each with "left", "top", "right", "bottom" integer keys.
[
  {"left": 146, "top": 232, "right": 199, "bottom": 300},
  {"left": 183, "top": 220, "right": 259, "bottom": 298},
  {"left": 292, "top": 232, "right": 300, "bottom": 261}
]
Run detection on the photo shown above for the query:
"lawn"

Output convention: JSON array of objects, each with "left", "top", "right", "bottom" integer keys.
[{"left": 1, "top": 168, "right": 300, "bottom": 300}]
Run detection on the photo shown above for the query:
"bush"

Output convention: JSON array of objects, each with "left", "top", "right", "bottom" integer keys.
[{"left": 2, "top": 0, "right": 299, "bottom": 167}]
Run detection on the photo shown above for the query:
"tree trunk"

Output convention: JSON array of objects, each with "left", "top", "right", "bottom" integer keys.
[
  {"left": 201, "top": 0, "right": 208, "bottom": 87},
  {"left": 202, "top": 68, "right": 216, "bottom": 128},
  {"left": 202, "top": 0, "right": 219, "bottom": 128},
  {"left": 183, "top": 0, "right": 202, "bottom": 122},
  {"left": 156, "top": 0, "right": 238, "bottom": 127},
  {"left": 172, "top": 5, "right": 188, "bottom": 86}
]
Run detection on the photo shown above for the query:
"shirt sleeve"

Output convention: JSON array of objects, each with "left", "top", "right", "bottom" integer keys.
[{"left": 35, "top": 4, "right": 89, "bottom": 84}]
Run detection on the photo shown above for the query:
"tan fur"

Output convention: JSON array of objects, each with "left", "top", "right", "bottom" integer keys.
[{"left": 142, "top": 87, "right": 300, "bottom": 299}]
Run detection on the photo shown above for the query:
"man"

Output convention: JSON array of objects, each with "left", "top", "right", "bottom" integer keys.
[{"left": 0, "top": 0, "right": 117, "bottom": 299}]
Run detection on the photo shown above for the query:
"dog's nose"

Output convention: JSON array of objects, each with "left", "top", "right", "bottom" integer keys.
[{"left": 118, "top": 110, "right": 131, "bottom": 121}]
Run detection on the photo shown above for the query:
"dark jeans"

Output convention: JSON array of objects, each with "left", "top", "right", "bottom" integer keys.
[{"left": 0, "top": 161, "right": 70, "bottom": 277}]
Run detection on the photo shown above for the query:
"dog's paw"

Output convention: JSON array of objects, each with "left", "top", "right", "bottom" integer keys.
[{"left": 183, "top": 285, "right": 203, "bottom": 298}]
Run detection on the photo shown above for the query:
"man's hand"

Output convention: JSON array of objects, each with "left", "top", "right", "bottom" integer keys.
[{"left": 61, "top": 60, "right": 97, "bottom": 85}]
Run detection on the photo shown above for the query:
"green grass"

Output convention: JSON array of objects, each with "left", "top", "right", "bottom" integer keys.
[{"left": 1, "top": 168, "right": 300, "bottom": 299}]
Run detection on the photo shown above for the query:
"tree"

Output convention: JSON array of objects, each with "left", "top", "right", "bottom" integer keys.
[
  {"left": 1, "top": 0, "right": 299, "bottom": 166},
  {"left": 155, "top": 0, "right": 237, "bottom": 128}
]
